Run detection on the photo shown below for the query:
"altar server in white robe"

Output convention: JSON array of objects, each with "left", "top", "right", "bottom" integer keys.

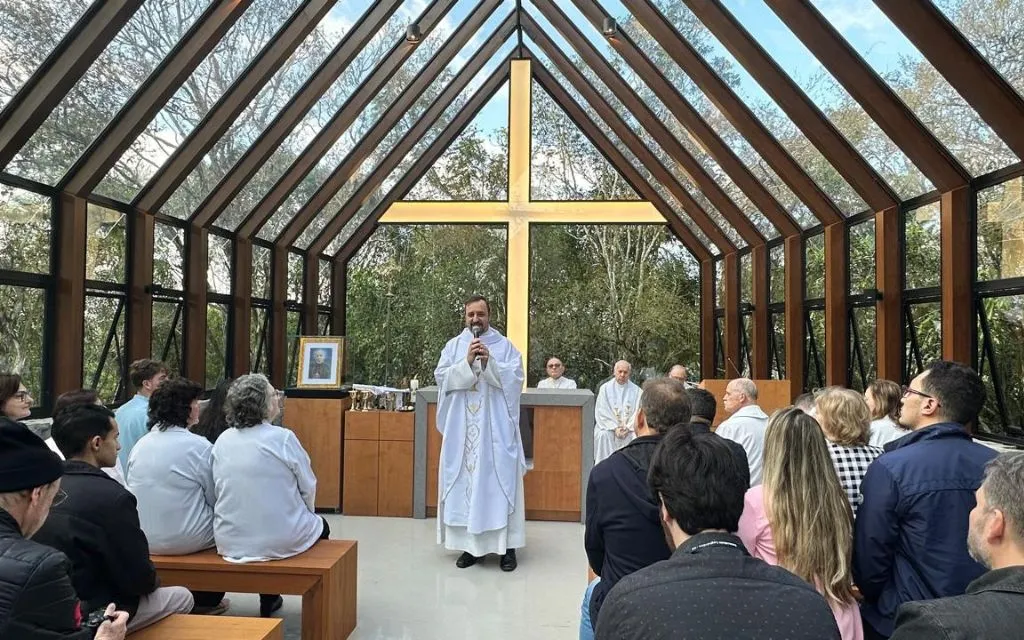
[
  {"left": 594, "top": 360, "right": 642, "bottom": 463},
  {"left": 435, "top": 295, "right": 526, "bottom": 572},
  {"left": 537, "top": 357, "right": 577, "bottom": 389}
]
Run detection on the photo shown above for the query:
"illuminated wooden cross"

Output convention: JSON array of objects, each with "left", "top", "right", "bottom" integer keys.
[{"left": 378, "top": 59, "right": 665, "bottom": 366}]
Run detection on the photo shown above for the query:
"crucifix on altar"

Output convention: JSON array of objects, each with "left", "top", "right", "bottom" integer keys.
[{"left": 378, "top": 59, "right": 665, "bottom": 368}]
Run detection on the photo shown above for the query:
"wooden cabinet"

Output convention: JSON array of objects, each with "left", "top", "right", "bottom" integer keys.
[
  {"left": 343, "top": 411, "right": 414, "bottom": 517},
  {"left": 283, "top": 395, "right": 349, "bottom": 511}
]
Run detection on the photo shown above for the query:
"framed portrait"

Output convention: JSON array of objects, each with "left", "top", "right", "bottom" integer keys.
[{"left": 296, "top": 337, "right": 344, "bottom": 388}]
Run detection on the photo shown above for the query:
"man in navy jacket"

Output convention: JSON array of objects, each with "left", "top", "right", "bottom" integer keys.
[{"left": 854, "top": 361, "right": 996, "bottom": 638}]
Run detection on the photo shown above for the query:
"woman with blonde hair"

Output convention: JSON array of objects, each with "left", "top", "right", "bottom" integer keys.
[
  {"left": 738, "top": 407, "right": 862, "bottom": 639},
  {"left": 815, "top": 387, "right": 883, "bottom": 517},
  {"left": 864, "top": 379, "right": 909, "bottom": 447}
]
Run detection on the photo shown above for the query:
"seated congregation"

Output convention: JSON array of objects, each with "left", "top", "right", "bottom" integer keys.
[{"left": 0, "top": 361, "right": 329, "bottom": 638}]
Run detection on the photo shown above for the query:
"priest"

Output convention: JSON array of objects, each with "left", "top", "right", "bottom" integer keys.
[
  {"left": 434, "top": 295, "right": 526, "bottom": 572},
  {"left": 594, "top": 360, "right": 642, "bottom": 463},
  {"left": 537, "top": 357, "right": 577, "bottom": 389}
]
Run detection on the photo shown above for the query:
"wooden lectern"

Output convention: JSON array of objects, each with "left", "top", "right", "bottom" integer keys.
[
  {"left": 282, "top": 389, "right": 350, "bottom": 512},
  {"left": 342, "top": 410, "right": 414, "bottom": 517},
  {"left": 698, "top": 379, "right": 793, "bottom": 427}
]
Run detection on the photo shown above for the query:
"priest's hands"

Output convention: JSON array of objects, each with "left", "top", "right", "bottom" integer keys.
[
  {"left": 614, "top": 426, "right": 630, "bottom": 439},
  {"left": 466, "top": 339, "right": 490, "bottom": 368}
]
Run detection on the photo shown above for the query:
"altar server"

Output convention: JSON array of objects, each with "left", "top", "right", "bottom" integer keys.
[{"left": 594, "top": 361, "right": 642, "bottom": 463}]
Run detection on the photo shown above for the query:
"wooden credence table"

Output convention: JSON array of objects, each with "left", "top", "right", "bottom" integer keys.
[{"left": 151, "top": 540, "right": 357, "bottom": 640}]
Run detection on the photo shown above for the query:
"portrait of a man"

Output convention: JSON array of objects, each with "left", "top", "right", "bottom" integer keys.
[
  {"left": 308, "top": 349, "right": 332, "bottom": 380},
  {"left": 296, "top": 337, "right": 344, "bottom": 388}
]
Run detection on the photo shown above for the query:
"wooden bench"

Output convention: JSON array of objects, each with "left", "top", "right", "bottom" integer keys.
[
  {"left": 132, "top": 615, "right": 283, "bottom": 640},
  {"left": 152, "top": 540, "right": 357, "bottom": 640}
]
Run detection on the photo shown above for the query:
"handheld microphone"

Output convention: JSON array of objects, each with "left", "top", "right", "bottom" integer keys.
[{"left": 470, "top": 324, "right": 484, "bottom": 364}]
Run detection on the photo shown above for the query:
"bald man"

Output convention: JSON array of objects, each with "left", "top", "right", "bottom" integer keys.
[
  {"left": 668, "top": 365, "right": 696, "bottom": 388},
  {"left": 715, "top": 378, "right": 768, "bottom": 486},
  {"left": 537, "top": 357, "right": 577, "bottom": 389},
  {"left": 594, "top": 361, "right": 642, "bottom": 463}
]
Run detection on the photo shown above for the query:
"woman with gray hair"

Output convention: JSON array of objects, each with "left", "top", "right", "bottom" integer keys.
[{"left": 211, "top": 374, "right": 329, "bottom": 617}]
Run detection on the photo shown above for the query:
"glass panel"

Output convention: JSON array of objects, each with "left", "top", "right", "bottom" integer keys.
[
  {"left": 0, "top": 0, "right": 98, "bottom": 111},
  {"left": 905, "top": 201, "right": 941, "bottom": 290},
  {"left": 977, "top": 176, "right": 1024, "bottom": 282},
  {"left": 252, "top": 244, "right": 271, "bottom": 299},
  {"left": 318, "top": 259, "right": 331, "bottom": 307},
  {"left": 935, "top": 0, "right": 1024, "bottom": 102},
  {"left": 152, "top": 299, "right": 183, "bottom": 375},
  {"left": 720, "top": 0, "right": 933, "bottom": 199},
  {"left": 806, "top": 308, "right": 826, "bottom": 391},
  {"left": 805, "top": 233, "right": 825, "bottom": 299},
  {"left": 94, "top": 0, "right": 306, "bottom": 203},
  {"left": 250, "top": 305, "right": 270, "bottom": 375},
  {"left": 207, "top": 234, "right": 231, "bottom": 294},
  {"left": 8, "top": 0, "right": 214, "bottom": 184},
  {"left": 153, "top": 223, "right": 184, "bottom": 290},
  {"left": 850, "top": 305, "right": 877, "bottom": 392},
  {"left": 715, "top": 259, "right": 724, "bottom": 308},
  {"left": 0, "top": 185, "right": 50, "bottom": 274},
  {"left": 770, "top": 244, "right": 785, "bottom": 303},
  {"left": 741, "top": 313, "right": 753, "bottom": 377},
  {"left": 0, "top": 284, "right": 46, "bottom": 403},
  {"left": 811, "top": 0, "right": 1017, "bottom": 176},
  {"left": 904, "top": 302, "right": 942, "bottom": 381},
  {"left": 286, "top": 309, "right": 302, "bottom": 386},
  {"left": 86, "top": 204, "right": 125, "bottom": 283},
  {"left": 770, "top": 311, "right": 786, "bottom": 379},
  {"left": 83, "top": 295, "right": 126, "bottom": 404},
  {"left": 849, "top": 219, "right": 875, "bottom": 292},
  {"left": 287, "top": 252, "right": 302, "bottom": 300},
  {"left": 714, "top": 317, "right": 725, "bottom": 378},
  {"left": 647, "top": 0, "right": 867, "bottom": 214},
  {"left": 317, "top": 311, "right": 331, "bottom": 336},
  {"left": 740, "top": 252, "right": 752, "bottom": 303},
  {"left": 206, "top": 303, "right": 228, "bottom": 388},
  {"left": 978, "top": 295, "right": 1024, "bottom": 442},
  {"left": 162, "top": 1, "right": 376, "bottom": 219}
]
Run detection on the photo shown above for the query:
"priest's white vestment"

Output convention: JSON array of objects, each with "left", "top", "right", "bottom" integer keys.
[
  {"left": 594, "top": 379, "right": 642, "bottom": 463},
  {"left": 435, "top": 327, "right": 526, "bottom": 556},
  {"left": 537, "top": 376, "right": 577, "bottom": 389}
]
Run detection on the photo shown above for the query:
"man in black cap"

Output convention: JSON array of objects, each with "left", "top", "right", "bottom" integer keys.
[{"left": 0, "top": 419, "right": 128, "bottom": 639}]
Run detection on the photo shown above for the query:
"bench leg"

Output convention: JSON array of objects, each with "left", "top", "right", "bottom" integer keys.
[{"left": 302, "top": 548, "right": 357, "bottom": 640}]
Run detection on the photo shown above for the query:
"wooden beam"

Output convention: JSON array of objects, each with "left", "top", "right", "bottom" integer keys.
[
  {"left": 230, "top": 238, "right": 252, "bottom": 377},
  {"left": 62, "top": 0, "right": 255, "bottom": 195},
  {"left": 785, "top": 234, "right": 804, "bottom": 396},
  {"left": 183, "top": 226, "right": 208, "bottom": 383},
  {"left": 289, "top": 3, "right": 510, "bottom": 251},
  {"left": 269, "top": 246, "right": 288, "bottom": 388},
  {"left": 875, "top": 206, "right": 901, "bottom": 381},
  {"left": 237, "top": 0, "right": 460, "bottom": 239},
  {"left": 874, "top": 0, "right": 1024, "bottom": 159},
  {"left": 0, "top": 0, "right": 145, "bottom": 170},
  {"left": 680, "top": 0, "right": 899, "bottom": 212},
  {"left": 751, "top": 244, "right": 770, "bottom": 379},
  {"left": 302, "top": 252, "right": 319, "bottom": 335},
  {"left": 824, "top": 222, "right": 849, "bottom": 385},
  {"left": 125, "top": 210, "right": 154, "bottom": 364},
  {"left": 531, "top": 0, "right": 766, "bottom": 246},
  {"left": 331, "top": 260, "right": 347, "bottom": 336},
  {"left": 941, "top": 187, "right": 972, "bottom": 364},
  {"left": 135, "top": 0, "right": 341, "bottom": 212},
  {"left": 571, "top": 0, "right": 808, "bottom": 235},
  {"left": 51, "top": 194, "right": 88, "bottom": 396},
  {"left": 523, "top": 15, "right": 735, "bottom": 253},
  {"left": 188, "top": 0, "right": 403, "bottom": 228},
  {"left": 701, "top": 259, "right": 715, "bottom": 379},
  {"left": 723, "top": 252, "right": 741, "bottom": 378},
  {"left": 378, "top": 201, "right": 666, "bottom": 224},
  {"left": 766, "top": 0, "right": 969, "bottom": 192}
]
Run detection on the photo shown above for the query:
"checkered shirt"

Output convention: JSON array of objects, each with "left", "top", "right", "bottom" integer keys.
[{"left": 827, "top": 442, "right": 884, "bottom": 518}]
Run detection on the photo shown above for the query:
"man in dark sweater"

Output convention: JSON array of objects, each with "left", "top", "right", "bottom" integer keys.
[
  {"left": 686, "top": 387, "right": 751, "bottom": 487},
  {"left": 594, "top": 424, "right": 840, "bottom": 640},
  {"left": 582, "top": 378, "right": 691, "bottom": 639},
  {"left": 33, "top": 404, "right": 193, "bottom": 633}
]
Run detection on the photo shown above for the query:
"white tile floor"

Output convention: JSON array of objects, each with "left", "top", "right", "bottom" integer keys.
[{"left": 220, "top": 514, "right": 587, "bottom": 640}]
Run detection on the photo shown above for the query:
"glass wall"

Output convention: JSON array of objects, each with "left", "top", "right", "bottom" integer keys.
[
  {"left": 849, "top": 219, "right": 876, "bottom": 390},
  {"left": 903, "top": 201, "right": 942, "bottom": 381},
  {"left": 83, "top": 204, "right": 127, "bottom": 403}
]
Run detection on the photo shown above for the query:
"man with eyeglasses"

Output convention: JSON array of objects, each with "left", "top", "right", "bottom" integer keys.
[
  {"left": 853, "top": 361, "right": 997, "bottom": 639},
  {"left": 537, "top": 357, "right": 576, "bottom": 389}
]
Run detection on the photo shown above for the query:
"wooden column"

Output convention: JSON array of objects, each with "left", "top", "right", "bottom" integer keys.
[
  {"left": 751, "top": 244, "right": 770, "bottom": 379},
  {"left": 723, "top": 252, "right": 741, "bottom": 378},
  {"left": 824, "top": 222, "right": 849, "bottom": 386},
  {"left": 875, "top": 207, "right": 902, "bottom": 381},
  {"left": 230, "top": 237, "right": 252, "bottom": 376},
  {"left": 51, "top": 193, "right": 88, "bottom": 397},
  {"left": 183, "top": 225, "right": 208, "bottom": 382},
  {"left": 941, "top": 187, "right": 973, "bottom": 364},
  {"left": 332, "top": 260, "right": 347, "bottom": 337},
  {"left": 700, "top": 259, "right": 715, "bottom": 379},
  {"left": 269, "top": 246, "right": 288, "bottom": 388},
  {"left": 126, "top": 210, "right": 154, "bottom": 365},
  {"left": 784, "top": 235, "right": 805, "bottom": 396},
  {"left": 302, "top": 252, "right": 319, "bottom": 335}
]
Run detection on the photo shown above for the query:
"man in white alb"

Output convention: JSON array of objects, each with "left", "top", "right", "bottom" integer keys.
[
  {"left": 668, "top": 364, "right": 697, "bottom": 389},
  {"left": 435, "top": 295, "right": 526, "bottom": 572},
  {"left": 715, "top": 377, "right": 768, "bottom": 486},
  {"left": 594, "top": 360, "right": 642, "bottom": 463},
  {"left": 537, "top": 357, "right": 577, "bottom": 389}
]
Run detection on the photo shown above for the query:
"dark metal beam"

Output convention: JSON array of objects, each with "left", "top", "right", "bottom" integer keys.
[
  {"left": 941, "top": 187, "right": 972, "bottom": 364},
  {"left": 723, "top": 252, "right": 742, "bottom": 377},
  {"left": 135, "top": 0, "right": 341, "bottom": 212},
  {"left": 874, "top": 0, "right": 1024, "bottom": 159},
  {"left": 530, "top": 0, "right": 765, "bottom": 246},
  {"left": 188, "top": 0, "right": 403, "bottom": 228},
  {"left": 522, "top": 15, "right": 736, "bottom": 252},
  {"left": 571, "top": 0, "right": 808, "bottom": 235},
  {"left": 875, "top": 206, "right": 901, "bottom": 381},
  {"left": 701, "top": 260, "right": 715, "bottom": 379},
  {"left": 183, "top": 226, "right": 208, "bottom": 382},
  {"left": 237, "top": 0, "right": 461, "bottom": 239},
  {"left": 0, "top": 0, "right": 145, "bottom": 170},
  {"left": 766, "top": 0, "right": 969, "bottom": 191},
  {"left": 230, "top": 238, "right": 253, "bottom": 376},
  {"left": 62, "top": 0, "right": 255, "bottom": 196},
  {"left": 824, "top": 222, "right": 848, "bottom": 385},
  {"left": 282, "top": 0, "right": 508, "bottom": 250},
  {"left": 51, "top": 194, "right": 88, "bottom": 396},
  {"left": 784, "top": 234, "right": 804, "bottom": 396},
  {"left": 680, "top": 0, "right": 899, "bottom": 212}
]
